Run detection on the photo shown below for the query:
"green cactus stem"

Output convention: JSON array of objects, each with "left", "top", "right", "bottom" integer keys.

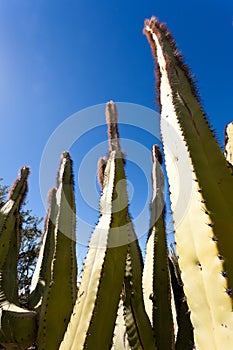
[
  {"left": 0, "top": 167, "right": 29, "bottom": 268},
  {"left": 0, "top": 167, "right": 37, "bottom": 349},
  {"left": 59, "top": 101, "right": 129, "bottom": 350},
  {"left": 37, "top": 152, "right": 77, "bottom": 350},
  {"left": 28, "top": 187, "right": 58, "bottom": 310},
  {"left": 122, "top": 218, "right": 156, "bottom": 350},
  {"left": 143, "top": 145, "right": 174, "bottom": 349},
  {"left": 98, "top": 108, "right": 155, "bottom": 349},
  {"left": 111, "top": 298, "right": 131, "bottom": 350},
  {"left": 144, "top": 17, "right": 233, "bottom": 349}
]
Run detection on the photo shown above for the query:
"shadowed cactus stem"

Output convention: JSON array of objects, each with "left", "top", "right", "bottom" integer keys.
[
  {"left": 143, "top": 145, "right": 174, "bottom": 349},
  {"left": 0, "top": 167, "right": 37, "bottom": 349}
]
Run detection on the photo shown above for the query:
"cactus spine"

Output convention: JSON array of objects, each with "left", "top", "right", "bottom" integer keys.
[{"left": 144, "top": 17, "right": 233, "bottom": 349}]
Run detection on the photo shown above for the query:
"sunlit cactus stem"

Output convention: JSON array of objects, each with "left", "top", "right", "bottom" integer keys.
[
  {"left": 60, "top": 101, "right": 130, "bottom": 350},
  {"left": 37, "top": 152, "right": 77, "bottom": 350},
  {"left": 144, "top": 16, "right": 233, "bottom": 349}
]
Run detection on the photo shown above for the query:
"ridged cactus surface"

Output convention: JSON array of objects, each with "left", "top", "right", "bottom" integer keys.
[
  {"left": 0, "top": 16, "right": 232, "bottom": 350},
  {"left": 144, "top": 16, "right": 233, "bottom": 350},
  {"left": 59, "top": 101, "right": 130, "bottom": 349},
  {"left": 143, "top": 145, "right": 174, "bottom": 349}
]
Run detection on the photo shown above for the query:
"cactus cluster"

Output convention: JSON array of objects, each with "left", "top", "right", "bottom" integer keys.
[{"left": 0, "top": 16, "right": 232, "bottom": 350}]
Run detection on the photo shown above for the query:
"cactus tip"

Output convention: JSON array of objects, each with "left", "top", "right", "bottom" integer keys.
[
  {"left": 61, "top": 151, "right": 71, "bottom": 160},
  {"left": 105, "top": 101, "right": 120, "bottom": 152},
  {"left": 143, "top": 16, "right": 201, "bottom": 106},
  {"left": 8, "top": 166, "right": 30, "bottom": 201},
  {"left": 152, "top": 144, "right": 163, "bottom": 165}
]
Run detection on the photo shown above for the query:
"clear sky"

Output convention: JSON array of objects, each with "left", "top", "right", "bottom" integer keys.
[{"left": 0, "top": 1, "right": 232, "bottom": 264}]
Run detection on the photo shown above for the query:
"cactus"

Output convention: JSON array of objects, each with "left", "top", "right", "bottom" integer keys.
[
  {"left": 59, "top": 101, "right": 154, "bottom": 349},
  {"left": 143, "top": 145, "right": 174, "bottom": 349},
  {"left": 144, "top": 16, "right": 233, "bottom": 349},
  {"left": 36, "top": 152, "right": 77, "bottom": 350},
  {"left": 0, "top": 17, "right": 232, "bottom": 350},
  {"left": 0, "top": 153, "right": 77, "bottom": 349},
  {"left": 0, "top": 167, "right": 37, "bottom": 349}
]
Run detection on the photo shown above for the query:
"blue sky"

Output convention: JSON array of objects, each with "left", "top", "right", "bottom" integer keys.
[{"left": 0, "top": 1, "right": 233, "bottom": 262}]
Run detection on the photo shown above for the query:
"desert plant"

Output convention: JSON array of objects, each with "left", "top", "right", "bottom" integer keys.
[
  {"left": 144, "top": 16, "right": 233, "bottom": 349},
  {"left": 0, "top": 16, "right": 232, "bottom": 350},
  {"left": 0, "top": 178, "right": 42, "bottom": 303},
  {"left": 0, "top": 153, "right": 77, "bottom": 349}
]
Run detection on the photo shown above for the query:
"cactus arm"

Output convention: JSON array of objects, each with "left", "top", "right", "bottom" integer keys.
[
  {"left": 0, "top": 215, "right": 20, "bottom": 306},
  {"left": 28, "top": 188, "right": 58, "bottom": 309},
  {"left": 60, "top": 150, "right": 129, "bottom": 350},
  {"left": 60, "top": 101, "right": 129, "bottom": 349},
  {"left": 143, "top": 145, "right": 174, "bottom": 349},
  {"left": 37, "top": 152, "right": 77, "bottom": 350},
  {"left": 0, "top": 168, "right": 37, "bottom": 349},
  {"left": 224, "top": 122, "right": 233, "bottom": 166},
  {"left": 111, "top": 298, "right": 131, "bottom": 350},
  {"left": 144, "top": 17, "right": 233, "bottom": 349},
  {"left": 169, "top": 255, "right": 194, "bottom": 350},
  {"left": 123, "top": 229, "right": 156, "bottom": 350},
  {"left": 0, "top": 167, "right": 29, "bottom": 267},
  {"left": 0, "top": 167, "right": 28, "bottom": 301}
]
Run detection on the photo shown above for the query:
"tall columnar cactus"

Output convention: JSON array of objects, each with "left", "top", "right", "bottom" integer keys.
[
  {"left": 36, "top": 152, "right": 77, "bottom": 350},
  {"left": 59, "top": 101, "right": 130, "bottom": 349},
  {"left": 0, "top": 167, "right": 37, "bottom": 349},
  {"left": 144, "top": 17, "right": 233, "bottom": 349},
  {"left": 0, "top": 153, "right": 77, "bottom": 350},
  {"left": 59, "top": 102, "right": 157, "bottom": 350},
  {"left": 0, "top": 18, "right": 232, "bottom": 350},
  {"left": 143, "top": 145, "right": 174, "bottom": 349}
]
